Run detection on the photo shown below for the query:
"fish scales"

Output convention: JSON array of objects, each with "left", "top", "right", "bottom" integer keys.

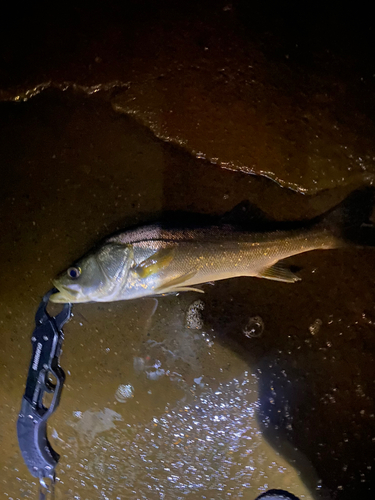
[{"left": 50, "top": 188, "right": 375, "bottom": 303}]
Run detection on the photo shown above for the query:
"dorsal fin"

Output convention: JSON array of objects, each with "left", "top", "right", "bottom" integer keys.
[{"left": 221, "top": 200, "right": 275, "bottom": 228}]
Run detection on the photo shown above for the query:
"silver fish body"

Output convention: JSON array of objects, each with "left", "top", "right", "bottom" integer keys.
[
  {"left": 110, "top": 224, "right": 335, "bottom": 298},
  {"left": 51, "top": 223, "right": 337, "bottom": 303},
  {"left": 50, "top": 188, "right": 374, "bottom": 304}
]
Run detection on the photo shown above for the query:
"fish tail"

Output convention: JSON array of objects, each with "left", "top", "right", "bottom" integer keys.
[{"left": 318, "top": 186, "right": 375, "bottom": 247}]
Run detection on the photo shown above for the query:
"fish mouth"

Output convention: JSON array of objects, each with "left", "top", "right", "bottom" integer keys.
[{"left": 50, "top": 282, "right": 80, "bottom": 303}]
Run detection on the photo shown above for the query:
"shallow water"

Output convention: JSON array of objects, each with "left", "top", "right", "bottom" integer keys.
[
  {"left": 1, "top": 3, "right": 375, "bottom": 499},
  {"left": 2, "top": 3, "right": 375, "bottom": 194}
]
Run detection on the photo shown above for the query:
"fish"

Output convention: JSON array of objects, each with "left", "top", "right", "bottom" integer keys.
[{"left": 50, "top": 188, "right": 375, "bottom": 303}]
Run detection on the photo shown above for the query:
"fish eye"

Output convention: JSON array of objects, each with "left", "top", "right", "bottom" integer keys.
[{"left": 67, "top": 267, "right": 81, "bottom": 279}]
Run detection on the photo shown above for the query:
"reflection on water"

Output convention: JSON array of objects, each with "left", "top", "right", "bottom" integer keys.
[
  {"left": 1, "top": 290, "right": 315, "bottom": 499},
  {"left": 57, "top": 372, "right": 312, "bottom": 499}
]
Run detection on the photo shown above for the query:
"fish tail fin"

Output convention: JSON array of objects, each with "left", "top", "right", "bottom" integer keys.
[{"left": 318, "top": 187, "right": 375, "bottom": 247}]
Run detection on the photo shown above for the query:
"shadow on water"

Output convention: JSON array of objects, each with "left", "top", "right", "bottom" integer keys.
[
  {"left": 201, "top": 243, "right": 375, "bottom": 500},
  {"left": 1, "top": 90, "right": 375, "bottom": 499}
]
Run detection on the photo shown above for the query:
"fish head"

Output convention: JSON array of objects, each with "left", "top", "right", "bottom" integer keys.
[{"left": 50, "top": 243, "right": 133, "bottom": 303}]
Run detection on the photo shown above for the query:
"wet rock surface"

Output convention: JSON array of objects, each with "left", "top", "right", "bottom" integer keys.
[{"left": 1, "top": 2, "right": 375, "bottom": 499}]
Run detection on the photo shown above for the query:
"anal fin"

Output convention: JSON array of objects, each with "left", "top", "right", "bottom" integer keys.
[{"left": 258, "top": 262, "right": 301, "bottom": 283}]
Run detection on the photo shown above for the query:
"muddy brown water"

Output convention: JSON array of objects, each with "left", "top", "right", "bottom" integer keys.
[{"left": 1, "top": 2, "right": 375, "bottom": 499}]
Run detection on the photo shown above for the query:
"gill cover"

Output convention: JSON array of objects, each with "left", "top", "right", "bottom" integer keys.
[{"left": 51, "top": 243, "right": 133, "bottom": 303}]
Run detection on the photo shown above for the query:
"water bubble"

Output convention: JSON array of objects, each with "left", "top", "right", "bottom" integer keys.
[
  {"left": 243, "top": 316, "right": 264, "bottom": 338},
  {"left": 185, "top": 299, "right": 205, "bottom": 329},
  {"left": 146, "top": 369, "right": 165, "bottom": 381},
  {"left": 309, "top": 318, "right": 322, "bottom": 335},
  {"left": 115, "top": 384, "right": 134, "bottom": 403}
]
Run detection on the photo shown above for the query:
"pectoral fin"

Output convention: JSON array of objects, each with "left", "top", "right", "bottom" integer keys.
[
  {"left": 258, "top": 262, "right": 301, "bottom": 283},
  {"left": 135, "top": 248, "right": 175, "bottom": 278},
  {"left": 155, "top": 270, "right": 199, "bottom": 294}
]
